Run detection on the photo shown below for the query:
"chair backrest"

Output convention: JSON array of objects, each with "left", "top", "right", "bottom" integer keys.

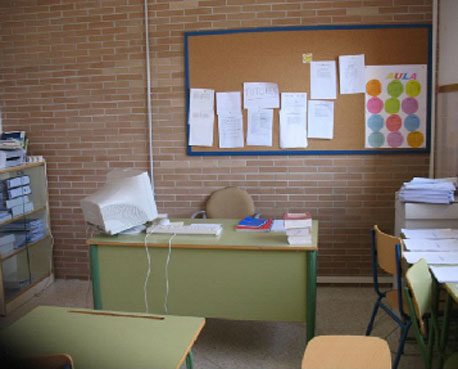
[
  {"left": 206, "top": 187, "right": 255, "bottom": 219},
  {"left": 22, "top": 353, "right": 74, "bottom": 369},
  {"left": 405, "top": 258, "right": 432, "bottom": 335},
  {"left": 373, "top": 225, "right": 403, "bottom": 275}
]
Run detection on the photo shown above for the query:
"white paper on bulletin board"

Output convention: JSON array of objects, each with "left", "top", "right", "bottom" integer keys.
[{"left": 364, "top": 64, "right": 427, "bottom": 149}]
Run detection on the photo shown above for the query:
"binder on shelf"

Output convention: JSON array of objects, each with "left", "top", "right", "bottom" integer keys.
[
  {"left": 0, "top": 213, "right": 12, "bottom": 224},
  {"left": 5, "top": 175, "right": 30, "bottom": 189},
  {"left": 7, "top": 185, "right": 32, "bottom": 200},
  {"left": 0, "top": 234, "right": 15, "bottom": 257},
  {"left": 10, "top": 201, "right": 34, "bottom": 217},
  {"left": 5, "top": 195, "right": 31, "bottom": 209}
]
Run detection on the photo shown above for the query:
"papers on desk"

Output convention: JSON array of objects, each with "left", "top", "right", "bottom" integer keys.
[
  {"left": 403, "top": 251, "right": 458, "bottom": 265},
  {"left": 398, "top": 177, "right": 456, "bottom": 204},
  {"left": 403, "top": 238, "right": 458, "bottom": 252},
  {"left": 402, "top": 226, "right": 458, "bottom": 283},
  {"left": 401, "top": 228, "right": 458, "bottom": 239},
  {"left": 270, "top": 219, "right": 286, "bottom": 232},
  {"left": 429, "top": 265, "right": 458, "bottom": 283}
]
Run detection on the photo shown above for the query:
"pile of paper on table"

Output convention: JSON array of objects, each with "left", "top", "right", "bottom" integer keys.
[
  {"left": 283, "top": 211, "right": 312, "bottom": 245},
  {"left": 398, "top": 177, "right": 456, "bottom": 204}
]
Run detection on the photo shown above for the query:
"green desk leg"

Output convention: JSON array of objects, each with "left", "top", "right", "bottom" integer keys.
[
  {"left": 306, "top": 250, "right": 317, "bottom": 342},
  {"left": 90, "top": 245, "right": 103, "bottom": 310},
  {"left": 186, "top": 351, "right": 194, "bottom": 369},
  {"left": 439, "top": 292, "right": 453, "bottom": 369}
]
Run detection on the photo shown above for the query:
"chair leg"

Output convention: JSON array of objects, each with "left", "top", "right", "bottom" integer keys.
[
  {"left": 186, "top": 351, "right": 194, "bottom": 369},
  {"left": 366, "top": 298, "right": 382, "bottom": 335},
  {"left": 392, "top": 322, "right": 411, "bottom": 369}
]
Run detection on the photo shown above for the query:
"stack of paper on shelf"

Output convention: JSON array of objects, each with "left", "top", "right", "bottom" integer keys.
[
  {"left": 0, "top": 234, "right": 15, "bottom": 257},
  {"left": 398, "top": 177, "right": 456, "bottom": 204},
  {"left": 236, "top": 216, "right": 273, "bottom": 232},
  {"left": 0, "top": 210, "right": 12, "bottom": 223},
  {"left": 1, "top": 218, "right": 45, "bottom": 244},
  {"left": 283, "top": 211, "right": 312, "bottom": 245}
]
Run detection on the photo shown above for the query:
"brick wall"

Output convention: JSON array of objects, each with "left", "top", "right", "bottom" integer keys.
[{"left": 0, "top": 0, "right": 432, "bottom": 279}]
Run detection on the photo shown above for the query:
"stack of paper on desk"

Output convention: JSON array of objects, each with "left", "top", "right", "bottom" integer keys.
[
  {"left": 401, "top": 228, "right": 458, "bottom": 239},
  {"left": 398, "top": 177, "right": 456, "bottom": 204},
  {"left": 403, "top": 238, "right": 458, "bottom": 252},
  {"left": 283, "top": 212, "right": 312, "bottom": 245},
  {"left": 430, "top": 265, "right": 458, "bottom": 283},
  {"left": 403, "top": 251, "right": 458, "bottom": 265}
]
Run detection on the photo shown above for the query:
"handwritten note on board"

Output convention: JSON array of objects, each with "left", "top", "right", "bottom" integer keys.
[{"left": 243, "top": 82, "right": 280, "bottom": 110}]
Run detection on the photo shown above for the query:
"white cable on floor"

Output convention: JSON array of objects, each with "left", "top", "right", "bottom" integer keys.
[{"left": 163, "top": 233, "right": 176, "bottom": 314}]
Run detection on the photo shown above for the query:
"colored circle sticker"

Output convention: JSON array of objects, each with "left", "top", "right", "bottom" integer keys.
[
  {"left": 405, "top": 80, "right": 421, "bottom": 97},
  {"left": 385, "top": 98, "right": 400, "bottom": 114},
  {"left": 407, "top": 131, "right": 424, "bottom": 148},
  {"left": 366, "top": 79, "right": 382, "bottom": 96},
  {"left": 368, "top": 132, "right": 385, "bottom": 148},
  {"left": 404, "top": 114, "right": 421, "bottom": 131},
  {"left": 367, "top": 97, "right": 384, "bottom": 114},
  {"left": 386, "top": 114, "right": 402, "bottom": 131},
  {"left": 367, "top": 114, "right": 384, "bottom": 131},
  {"left": 387, "top": 131, "right": 404, "bottom": 147},
  {"left": 402, "top": 97, "right": 419, "bottom": 114},
  {"left": 387, "top": 80, "right": 404, "bottom": 97}
]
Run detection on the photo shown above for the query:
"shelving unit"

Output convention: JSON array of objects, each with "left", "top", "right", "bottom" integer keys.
[
  {"left": 0, "top": 162, "right": 53, "bottom": 315},
  {"left": 394, "top": 192, "right": 458, "bottom": 236}
]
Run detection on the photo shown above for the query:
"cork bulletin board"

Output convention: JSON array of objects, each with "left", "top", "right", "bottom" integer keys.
[{"left": 184, "top": 24, "right": 432, "bottom": 156}]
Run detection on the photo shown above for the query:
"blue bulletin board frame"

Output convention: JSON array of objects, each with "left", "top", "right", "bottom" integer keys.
[{"left": 184, "top": 24, "right": 432, "bottom": 156}]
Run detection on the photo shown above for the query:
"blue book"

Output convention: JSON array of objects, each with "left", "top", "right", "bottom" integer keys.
[{"left": 237, "top": 216, "right": 268, "bottom": 228}]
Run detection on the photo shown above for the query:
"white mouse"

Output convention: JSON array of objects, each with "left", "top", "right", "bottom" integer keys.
[{"left": 159, "top": 218, "right": 170, "bottom": 226}]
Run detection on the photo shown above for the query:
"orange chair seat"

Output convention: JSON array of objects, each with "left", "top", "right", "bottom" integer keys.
[{"left": 302, "top": 335, "right": 391, "bottom": 369}]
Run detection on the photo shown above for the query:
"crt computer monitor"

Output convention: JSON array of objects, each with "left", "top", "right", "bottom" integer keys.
[{"left": 80, "top": 170, "right": 158, "bottom": 235}]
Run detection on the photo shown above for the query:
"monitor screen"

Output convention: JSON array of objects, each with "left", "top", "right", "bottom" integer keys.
[{"left": 80, "top": 170, "right": 158, "bottom": 235}]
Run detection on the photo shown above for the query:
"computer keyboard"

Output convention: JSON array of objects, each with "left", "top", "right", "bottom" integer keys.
[{"left": 146, "top": 223, "right": 222, "bottom": 236}]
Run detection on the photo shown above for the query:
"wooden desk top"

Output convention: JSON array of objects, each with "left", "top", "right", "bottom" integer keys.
[
  {"left": 86, "top": 218, "right": 318, "bottom": 251},
  {"left": 0, "top": 306, "right": 205, "bottom": 369},
  {"left": 444, "top": 283, "right": 458, "bottom": 303}
]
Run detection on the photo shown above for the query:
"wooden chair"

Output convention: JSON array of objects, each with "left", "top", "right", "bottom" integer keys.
[
  {"left": 366, "top": 225, "right": 411, "bottom": 369},
  {"left": 404, "top": 259, "right": 458, "bottom": 369},
  {"left": 191, "top": 187, "right": 257, "bottom": 219},
  {"left": 301, "top": 335, "right": 391, "bottom": 369}
]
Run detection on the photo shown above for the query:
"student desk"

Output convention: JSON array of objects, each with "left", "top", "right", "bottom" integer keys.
[
  {"left": 87, "top": 218, "right": 318, "bottom": 341},
  {"left": 438, "top": 282, "right": 458, "bottom": 366},
  {"left": 0, "top": 306, "right": 205, "bottom": 369}
]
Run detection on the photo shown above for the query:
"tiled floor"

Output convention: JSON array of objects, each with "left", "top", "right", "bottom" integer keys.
[{"left": 0, "top": 279, "right": 424, "bottom": 368}]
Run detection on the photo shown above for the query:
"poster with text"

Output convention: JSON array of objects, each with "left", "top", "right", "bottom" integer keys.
[{"left": 365, "top": 65, "right": 427, "bottom": 149}]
